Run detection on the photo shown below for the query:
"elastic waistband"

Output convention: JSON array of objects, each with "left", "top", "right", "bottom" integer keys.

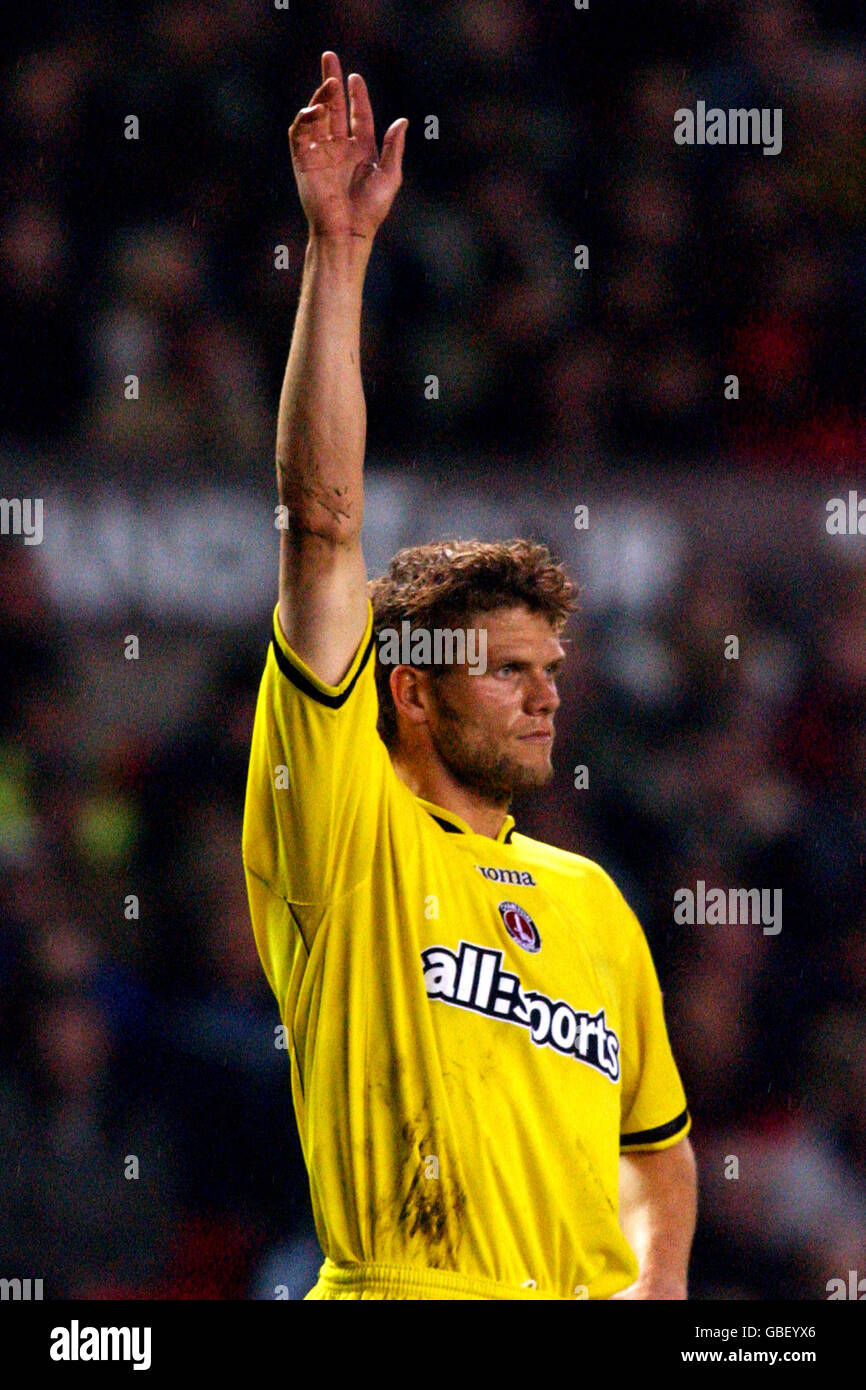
[{"left": 312, "top": 1257, "right": 570, "bottom": 1300}]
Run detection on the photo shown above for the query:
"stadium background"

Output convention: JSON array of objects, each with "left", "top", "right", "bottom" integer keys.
[{"left": 1, "top": 0, "right": 865, "bottom": 1299}]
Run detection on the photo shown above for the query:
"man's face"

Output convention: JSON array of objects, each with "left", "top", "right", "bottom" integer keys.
[{"left": 424, "top": 605, "right": 565, "bottom": 803}]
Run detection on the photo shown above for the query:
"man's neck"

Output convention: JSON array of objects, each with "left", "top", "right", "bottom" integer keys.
[{"left": 390, "top": 752, "right": 510, "bottom": 840}]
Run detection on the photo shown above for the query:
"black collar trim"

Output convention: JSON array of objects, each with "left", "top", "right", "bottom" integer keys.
[{"left": 426, "top": 810, "right": 515, "bottom": 844}]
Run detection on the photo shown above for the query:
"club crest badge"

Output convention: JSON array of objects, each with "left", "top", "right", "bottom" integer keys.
[{"left": 498, "top": 900, "right": 541, "bottom": 953}]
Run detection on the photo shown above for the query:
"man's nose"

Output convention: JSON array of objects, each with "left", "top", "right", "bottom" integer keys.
[{"left": 525, "top": 671, "right": 560, "bottom": 713}]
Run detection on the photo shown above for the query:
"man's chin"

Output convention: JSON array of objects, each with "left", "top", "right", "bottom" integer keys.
[
  {"left": 495, "top": 745, "right": 554, "bottom": 799},
  {"left": 448, "top": 755, "right": 552, "bottom": 805},
  {"left": 510, "top": 759, "right": 555, "bottom": 797},
  {"left": 430, "top": 722, "right": 555, "bottom": 804}
]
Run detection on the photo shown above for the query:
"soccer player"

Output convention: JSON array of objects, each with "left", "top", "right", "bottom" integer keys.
[{"left": 242, "top": 51, "right": 697, "bottom": 1300}]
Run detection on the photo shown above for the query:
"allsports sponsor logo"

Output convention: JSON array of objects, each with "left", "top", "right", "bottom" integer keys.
[{"left": 421, "top": 940, "right": 620, "bottom": 1081}]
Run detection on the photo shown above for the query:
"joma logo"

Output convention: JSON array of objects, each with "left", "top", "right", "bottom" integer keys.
[{"left": 475, "top": 865, "right": 537, "bottom": 886}]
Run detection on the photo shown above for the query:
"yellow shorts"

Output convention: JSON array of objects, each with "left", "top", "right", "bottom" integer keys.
[{"left": 304, "top": 1258, "right": 571, "bottom": 1301}]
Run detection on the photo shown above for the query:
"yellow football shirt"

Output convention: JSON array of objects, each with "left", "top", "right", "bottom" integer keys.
[{"left": 242, "top": 600, "right": 691, "bottom": 1301}]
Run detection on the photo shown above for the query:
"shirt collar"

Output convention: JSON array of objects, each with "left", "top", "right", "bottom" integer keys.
[{"left": 416, "top": 797, "right": 516, "bottom": 844}]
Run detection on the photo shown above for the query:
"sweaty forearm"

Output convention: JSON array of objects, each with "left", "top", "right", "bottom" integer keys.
[{"left": 276, "top": 233, "right": 372, "bottom": 542}]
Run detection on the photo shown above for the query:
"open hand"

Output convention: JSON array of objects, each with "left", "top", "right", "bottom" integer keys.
[{"left": 289, "top": 50, "right": 408, "bottom": 242}]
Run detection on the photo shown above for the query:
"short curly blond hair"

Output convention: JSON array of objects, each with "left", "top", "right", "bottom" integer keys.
[{"left": 367, "top": 538, "right": 577, "bottom": 748}]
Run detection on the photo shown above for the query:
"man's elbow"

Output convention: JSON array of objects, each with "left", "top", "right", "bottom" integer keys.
[{"left": 277, "top": 472, "right": 363, "bottom": 549}]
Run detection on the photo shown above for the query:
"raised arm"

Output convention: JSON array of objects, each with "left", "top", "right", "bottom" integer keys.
[{"left": 277, "top": 50, "right": 407, "bottom": 685}]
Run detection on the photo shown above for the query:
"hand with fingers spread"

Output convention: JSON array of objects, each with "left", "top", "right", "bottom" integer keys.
[{"left": 289, "top": 50, "right": 408, "bottom": 242}]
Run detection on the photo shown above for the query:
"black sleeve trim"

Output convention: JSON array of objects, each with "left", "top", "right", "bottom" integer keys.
[
  {"left": 620, "top": 1108, "right": 690, "bottom": 1147},
  {"left": 270, "top": 628, "right": 375, "bottom": 708}
]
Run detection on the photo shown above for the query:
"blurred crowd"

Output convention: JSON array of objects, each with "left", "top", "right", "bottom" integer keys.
[
  {"left": 2, "top": 0, "right": 866, "bottom": 474},
  {"left": 1, "top": 0, "right": 866, "bottom": 1299}
]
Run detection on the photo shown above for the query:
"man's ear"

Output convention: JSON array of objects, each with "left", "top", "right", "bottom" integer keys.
[{"left": 390, "top": 666, "right": 432, "bottom": 729}]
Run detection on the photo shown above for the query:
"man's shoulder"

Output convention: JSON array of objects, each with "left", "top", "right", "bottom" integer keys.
[
  {"left": 508, "top": 831, "right": 609, "bottom": 879},
  {"left": 268, "top": 597, "right": 377, "bottom": 709},
  {"left": 509, "top": 833, "right": 637, "bottom": 914}
]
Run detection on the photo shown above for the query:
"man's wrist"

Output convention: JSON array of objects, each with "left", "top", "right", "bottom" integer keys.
[{"left": 306, "top": 230, "right": 373, "bottom": 279}]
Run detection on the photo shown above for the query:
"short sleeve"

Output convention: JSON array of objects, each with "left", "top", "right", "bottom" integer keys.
[
  {"left": 241, "top": 600, "right": 397, "bottom": 907},
  {"left": 618, "top": 917, "right": 691, "bottom": 1152}
]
